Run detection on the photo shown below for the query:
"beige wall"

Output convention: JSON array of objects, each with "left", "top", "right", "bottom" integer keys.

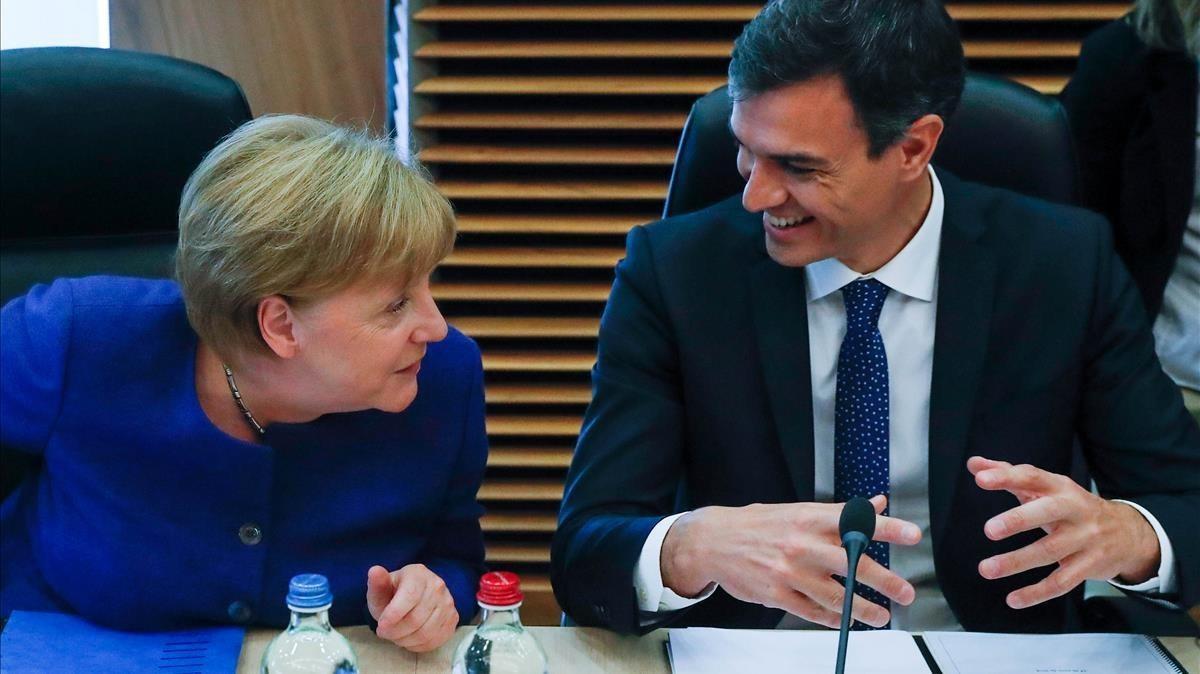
[{"left": 110, "top": 0, "right": 387, "bottom": 133}]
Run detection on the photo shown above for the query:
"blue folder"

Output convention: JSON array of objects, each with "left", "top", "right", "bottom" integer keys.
[{"left": 0, "top": 611, "right": 245, "bottom": 674}]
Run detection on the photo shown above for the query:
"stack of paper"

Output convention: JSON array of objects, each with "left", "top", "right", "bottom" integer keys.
[
  {"left": 922, "top": 631, "right": 1185, "bottom": 674},
  {"left": 667, "top": 628, "right": 932, "bottom": 674}
]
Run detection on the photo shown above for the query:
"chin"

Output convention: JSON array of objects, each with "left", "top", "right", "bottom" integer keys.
[
  {"left": 376, "top": 383, "right": 419, "bottom": 414},
  {"left": 765, "top": 237, "right": 825, "bottom": 268}
]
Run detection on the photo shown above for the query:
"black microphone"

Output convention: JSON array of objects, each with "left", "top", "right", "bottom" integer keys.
[{"left": 834, "top": 497, "right": 877, "bottom": 674}]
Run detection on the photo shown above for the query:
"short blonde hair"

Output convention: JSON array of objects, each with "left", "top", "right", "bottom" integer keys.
[{"left": 176, "top": 114, "right": 455, "bottom": 358}]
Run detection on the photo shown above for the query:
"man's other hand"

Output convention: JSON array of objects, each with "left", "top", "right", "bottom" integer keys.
[
  {"left": 969, "top": 456, "right": 1161, "bottom": 609},
  {"left": 659, "top": 495, "right": 921, "bottom": 628}
]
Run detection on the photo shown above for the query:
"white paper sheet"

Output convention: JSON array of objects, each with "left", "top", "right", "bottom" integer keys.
[
  {"left": 667, "top": 628, "right": 932, "bottom": 674},
  {"left": 922, "top": 632, "right": 1181, "bottom": 674}
]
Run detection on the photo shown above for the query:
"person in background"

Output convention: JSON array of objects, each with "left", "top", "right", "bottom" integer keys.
[
  {"left": 1061, "top": 0, "right": 1200, "bottom": 420},
  {"left": 0, "top": 115, "right": 486, "bottom": 653}
]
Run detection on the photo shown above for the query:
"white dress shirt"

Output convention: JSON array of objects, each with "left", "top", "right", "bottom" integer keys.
[{"left": 633, "top": 167, "right": 1176, "bottom": 627}]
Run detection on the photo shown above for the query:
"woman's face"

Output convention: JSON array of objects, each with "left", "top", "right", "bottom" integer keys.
[{"left": 287, "top": 273, "right": 448, "bottom": 416}]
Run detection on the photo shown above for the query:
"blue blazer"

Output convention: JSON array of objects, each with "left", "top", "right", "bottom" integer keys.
[
  {"left": 1, "top": 277, "right": 488, "bottom": 630},
  {"left": 551, "top": 170, "right": 1200, "bottom": 634}
]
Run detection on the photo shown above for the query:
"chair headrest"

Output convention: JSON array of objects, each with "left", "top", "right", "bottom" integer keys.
[
  {"left": 0, "top": 47, "right": 253, "bottom": 242},
  {"left": 663, "top": 72, "right": 1079, "bottom": 218}
]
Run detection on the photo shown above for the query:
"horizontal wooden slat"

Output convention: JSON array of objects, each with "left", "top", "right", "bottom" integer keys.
[
  {"left": 417, "top": 40, "right": 732, "bottom": 59},
  {"left": 415, "top": 75, "right": 725, "bottom": 96},
  {"left": 482, "top": 511, "right": 559, "bottom": 533},
  {"left": 456, "top": 316, "right": 599, "bottom": 338},
  {"left": 485, "top": 383, "right": 593, "bottom": 405},
  {"left": 485, "top": 543, "right": 551, "bottom": 564},
  {"left": 437, "top": 179, "right": 667, "bottom": 201},
  {"left": 444, "top": 246, "right": 623, "bottom": 268},
  {"left": 419, "top": 74, "right": 1064, "bottom": 98},
  {"left": 487, "top": 445, "right": 575, "bottom": 468},
  {"left": 434, "top": 281, "right": 612, "bottom": 302},
  {"left": 414, "top": 4, "right": 1126, "bottom": 23},
  {"left": 487, "top": 414, "right": 582, "bottom": 436},
  {"left": 478, "top": 478, "right": 565, "bottom": 501},
  {"left": 456, "top": 214, "right": 647, "bottom": 235},
  {"left": 419, "top": 39, "right": 1079, "bottom": 60},
  {"left": 483, "top": 351, "right": 596, "bottom": 373},
  {"left": 415, "top": 111, "right": 688, "bottom": 131},
  {"left": 963, "top": 40, "right": 1079, "bottom": 59},
  {"left": 1012, "top": 75, "right": 1068, "bottom": 94},
  {"left": 422, "top": 144, "right": 676, "bottom": 166}
]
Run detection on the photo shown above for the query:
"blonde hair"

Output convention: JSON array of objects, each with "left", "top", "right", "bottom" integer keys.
[
  {"left": 1129, "top": 0, "right": 1199, "bottom": 55},
  {"left": 176, "top": 114, "right": 455, "bottom": 358}
]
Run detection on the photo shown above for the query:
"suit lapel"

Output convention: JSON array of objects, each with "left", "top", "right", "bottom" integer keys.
[
  {"left": 929, "top": 173, "right": 997, "bottom": 546},
  {"left": 750, "top": 257, "right": 816, "bottom": 502}
]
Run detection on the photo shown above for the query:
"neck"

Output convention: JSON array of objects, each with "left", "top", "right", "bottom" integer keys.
[
  {"left": 195, "top": 341, "right": 294, "bottom": 442},
  {"left": 841, "top": 170, "right": 933, "bottom": 274}
]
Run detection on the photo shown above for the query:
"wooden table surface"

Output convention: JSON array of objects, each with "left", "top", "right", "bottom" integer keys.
[{"left": 237, "top": 626, "right": 1200, "bottom": 673}]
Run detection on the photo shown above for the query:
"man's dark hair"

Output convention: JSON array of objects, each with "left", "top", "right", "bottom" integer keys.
[{"left": 729, "top": 0, "right": 966, "bottom": 157}]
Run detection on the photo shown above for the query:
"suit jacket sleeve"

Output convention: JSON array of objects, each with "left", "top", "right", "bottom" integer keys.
[
  {"left": 420, "top": 340, "right": 488, "bottom": 623},
  {"left": 1, "top": 280, "right": 72, "bottom": 454},
  {"left": 1077, "top": 214, "right": 1200, "bottom": 607},
  {"left": 1058, "top": 21, "right": 1142, "bottom": 227},
  {"left": 551, "top": 224, "right": 691, "bottom": 634}
]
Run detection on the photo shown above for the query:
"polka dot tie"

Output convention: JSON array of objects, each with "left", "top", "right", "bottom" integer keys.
[{"left": 834, "top": 278, "right": 891, "bottom": 630}]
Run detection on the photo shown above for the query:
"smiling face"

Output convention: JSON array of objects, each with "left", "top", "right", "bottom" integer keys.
[
  {"left": 286, "top": 273, "right": 449, "bottom": 415},
  {"left": 731, "top": 74, "right": 934, "bottom": 273}
]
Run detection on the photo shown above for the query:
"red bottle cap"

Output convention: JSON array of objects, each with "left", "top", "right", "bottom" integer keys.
[{"left": 477, "top": 571, "right": 524, "bottom": 608}]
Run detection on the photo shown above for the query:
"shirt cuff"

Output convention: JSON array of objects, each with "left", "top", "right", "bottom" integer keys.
[
  {"left": 634, "top": 512, "right": 719, "bottom": 612},
  {"left": 1107, "top": 500, "right": 1176, "bottom": 594}
]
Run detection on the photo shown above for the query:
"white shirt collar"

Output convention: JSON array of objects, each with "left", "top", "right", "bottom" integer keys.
[{"left": 804, "top": 166, "right": 944, "bottom": 303}]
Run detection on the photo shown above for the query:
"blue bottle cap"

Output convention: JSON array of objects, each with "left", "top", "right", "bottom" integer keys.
[{"left": 287, "top": 573, "right": 333, "bottom": 611}]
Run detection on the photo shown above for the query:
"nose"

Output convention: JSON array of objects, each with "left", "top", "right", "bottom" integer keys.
[
  {"left": 412, "top": 293, "right": 449, "bottom": 344},
  {"left": 741, "top": 158, "right": 788, "bottom": 214}
]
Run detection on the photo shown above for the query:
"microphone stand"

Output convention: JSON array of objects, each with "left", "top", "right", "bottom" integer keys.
[{"left": 834, "top": 530, "right": 869, "bottom": 674}]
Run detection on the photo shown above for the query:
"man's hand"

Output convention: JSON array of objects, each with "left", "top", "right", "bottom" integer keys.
[
  {"left": 968, "top": 456, "right": 1161, "bottom": 609},
  {"left": 660, "top": 495, "right": 922, "bottom": 628},
  {"left": 366, "top": 564, "right": 459, "bottom": 652}
]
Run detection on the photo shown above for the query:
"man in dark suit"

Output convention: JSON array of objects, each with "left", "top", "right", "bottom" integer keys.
[{"left": 550, "top": 0, "right": 1200, "bottom": 634}]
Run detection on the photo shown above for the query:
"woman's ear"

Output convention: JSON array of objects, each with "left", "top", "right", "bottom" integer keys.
[{"left": 258, "top": 295, "right": 299, "bottom": 359}]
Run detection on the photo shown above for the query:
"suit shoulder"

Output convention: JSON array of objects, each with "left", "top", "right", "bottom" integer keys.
[
  {"left": 962, "top": 180, "right": 1109, "bottom": 254},
  {"left": 634, "top": 195, "right": 760, "bottom": 267},
  {"left": 425, "top": 326, "right": 482, "bottom": 376}
]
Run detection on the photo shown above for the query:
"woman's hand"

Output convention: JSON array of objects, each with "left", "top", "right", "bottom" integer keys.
[{"left": 366, "top": 563, "right": 459, "bottom": 652}]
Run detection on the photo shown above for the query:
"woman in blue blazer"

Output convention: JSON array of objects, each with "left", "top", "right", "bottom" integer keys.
[{"left": 0, "top": 115, "right": 486, "bottom": 653}]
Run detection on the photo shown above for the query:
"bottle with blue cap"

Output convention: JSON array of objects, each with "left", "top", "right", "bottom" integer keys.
[{"left": 261, "top": 573, "right": 358, "bottom": 674}]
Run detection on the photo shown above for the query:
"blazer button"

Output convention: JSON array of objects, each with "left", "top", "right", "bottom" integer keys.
[
  {"left": 238, "top": 523, "right": 262, "bottom": 545},
  {"left": 227, "top": 600, "right": 253, "bottom": 623}
]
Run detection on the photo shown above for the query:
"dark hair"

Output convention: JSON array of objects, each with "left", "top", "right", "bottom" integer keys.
[{"left": 729, "top": 0, "right": 966, "bottom": 157}]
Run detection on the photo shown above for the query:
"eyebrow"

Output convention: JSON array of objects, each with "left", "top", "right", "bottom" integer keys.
[{"left": 728, "top": 119, "right": 832, "bottom": 169}]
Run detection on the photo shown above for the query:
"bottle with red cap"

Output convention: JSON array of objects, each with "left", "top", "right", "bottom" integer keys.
[{"left": 450, "top": 571, "right": 549, "bottom": 674}]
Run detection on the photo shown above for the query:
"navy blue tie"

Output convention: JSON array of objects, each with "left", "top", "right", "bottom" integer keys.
[{"left": 834, "top": 278, "right": 891, "bottom": 630}]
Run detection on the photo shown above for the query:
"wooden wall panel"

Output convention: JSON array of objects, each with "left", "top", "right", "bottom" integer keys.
[{"left": 111, "top": 0, "right": 387, "bottom": 132}]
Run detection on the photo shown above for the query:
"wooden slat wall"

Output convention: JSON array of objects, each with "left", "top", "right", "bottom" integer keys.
[{"left": 408, "top": 1, "right": 1130, "bottom": 625}]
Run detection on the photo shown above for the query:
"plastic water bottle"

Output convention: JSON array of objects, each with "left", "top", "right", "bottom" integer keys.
[
  {"left": 451, "top": 571, "right": 549, "bottom": 674},
  {"left": 261, "top": 573, "right": 358, "bottom": 674}
]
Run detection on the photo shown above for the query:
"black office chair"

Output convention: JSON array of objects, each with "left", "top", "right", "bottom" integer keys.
[
  {"left": 0, "top": 47, "right": 252, "bottom": 305},
  {"left": 656, "top": 73, "right": 1199, "bottom": 637},
  {"left": 0, "top": 47, "right": 252, "bottom": 498},
  {"left": 663, "top": 72, "right": 1080, "bottom": 218}
]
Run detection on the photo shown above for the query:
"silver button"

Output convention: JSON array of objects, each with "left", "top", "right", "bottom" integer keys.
[
  {"left": 227, "top": 600, "right": 252, "bottom": 623},
  {"left": 238, "top": 523, "right": 262, "bottom": 545}
]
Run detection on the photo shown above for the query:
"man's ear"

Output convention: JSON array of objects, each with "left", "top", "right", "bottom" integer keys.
[
  {"left": 896, "top": 113, "right": 945, "bottom": 181},
  {"left": 258, "top": 295, "right": 299, "bottom": 359}
]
